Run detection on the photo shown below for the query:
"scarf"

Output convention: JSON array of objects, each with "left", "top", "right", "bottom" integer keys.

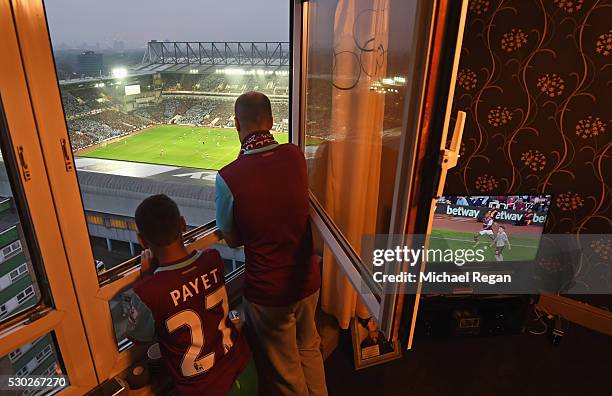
[{"left": 240, "top": 130, "right": 278, "bottom": 155}]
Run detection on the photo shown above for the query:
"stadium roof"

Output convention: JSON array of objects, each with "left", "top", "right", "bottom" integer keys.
[
  {"left": 74, "top": 158, "right": 216, "bottom": 226},
  {"left": 141, "top": 41, "right": 290, "bottom": 68},
  {"left": 0, "top": 159, "right": 217, "bottom": 227},
  {"left": 59, "top": 71, "right": 155, "bottom": 86}
]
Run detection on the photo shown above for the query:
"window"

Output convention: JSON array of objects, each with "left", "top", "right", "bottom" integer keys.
[
  {"left": 15, "top": 365, "right": 29, "bottom": 377},
  {"left": 16, "top": 286, "right": 35, "bottom": 304},
  {"left": 0, "top": 239, "right": 23, "bottom": 261},
  {"left": 35, "top": 344, "right": 53, "bottom": 364},
  {"left": 109, "top": 219, "right": 127, "bottom": 229},
  {"left": 8, "top": 348, "right": 21, "bottom": 362},
  {"left": 1, "top": 333, "right": 67, "bottom": 392},
  {"left": 36, "top": 0, "right": 291, "bottom": 364},
  {"left": 298, "top": 0, "right": 467, "bottom": 340},
  {"left": 86, "top": 214, "right": 104, "bottom": 225},
  {"left": 43, "top": 0, "right": 291, "bottom": 283},
  {"left": 9, "top": 263, "right": 28, "bottom": 282},
  {"left": 0, "top": 5, "right": 98, "bottom": 390},
  {"left": 305, "top": 0, "right": 430, "bottom": 276},
  {"left": 44, "top": 362, "right": 60, "bottom": 375},
  {"left": 0, "top": 113, "right": 42, "bottom": 323}
]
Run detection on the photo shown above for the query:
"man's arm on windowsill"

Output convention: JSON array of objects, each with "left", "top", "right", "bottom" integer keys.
[{"left": 217, "top": 228, "right": 243, "bottom": 248}]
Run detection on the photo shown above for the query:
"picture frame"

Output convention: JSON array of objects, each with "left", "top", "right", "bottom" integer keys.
[{"left": 351, "top": 316, "right": 402, "bottom": 370}]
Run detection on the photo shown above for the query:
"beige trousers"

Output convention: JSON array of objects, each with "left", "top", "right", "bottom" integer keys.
[{"left": 243, "top": 291, "right": 328, "bottom": 396}]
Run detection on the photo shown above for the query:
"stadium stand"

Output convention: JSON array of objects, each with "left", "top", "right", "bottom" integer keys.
[
  {"left": 62, "top": 71, "right": 291, "bottom": 150},
  {"left": 67, "top": 118, "right": 123, "bottom": 149},
  {"left": 89, "top": 110, "right": 150, "bottom": 132},
  {"left": 196, "top": 74, "right": 226, "bottom": 92},
  {"left": 61, "top": 92, "right": 91, "bottom": 117}
]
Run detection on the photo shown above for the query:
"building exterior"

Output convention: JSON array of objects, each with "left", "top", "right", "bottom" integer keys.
[
  {"left": 0, "top": 200, "right": 37, "bottom": 320},
  {"left": 77, "top": 51, "right": 103, "bottom": 77},
  {"left": 0, "top": 198, "right": 61, "bottom": 389}
]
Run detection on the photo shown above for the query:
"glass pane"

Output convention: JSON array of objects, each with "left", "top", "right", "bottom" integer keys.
[
  {"left": 305, "top": 0, "right": 427, "bottom": 273},
  {"left": 44, "top": 1, "right": 289, "bottom": 278},
  {"left": 0, "top": 125, "right": 43, "bottom": 324},
  {"left": 0, "top": 332, "right": 68, "bottom": 395}
]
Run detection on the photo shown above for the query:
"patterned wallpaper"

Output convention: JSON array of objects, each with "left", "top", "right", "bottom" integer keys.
[{"left": 445, "top": 0, "right": 611, "bottom": 234}]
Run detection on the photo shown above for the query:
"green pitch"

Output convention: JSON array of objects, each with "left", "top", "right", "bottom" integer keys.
[
  {"left": 80, "top": 125, "right": 290, "bottom": 170},
  {"left": 429, "top": 229, "right": 540, "bottom": 262}
]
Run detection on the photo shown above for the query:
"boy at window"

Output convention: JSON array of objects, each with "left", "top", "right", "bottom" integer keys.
[{"left": 126, "top": 194, "right": 255, "bottom": 396}]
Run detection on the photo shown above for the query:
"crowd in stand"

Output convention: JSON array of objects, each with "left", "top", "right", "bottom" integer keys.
[
  {"left": 67, "top": 118, "right": 124, "bottom": 149},
  {"left": 90, "top": 110, "right": 150, "bottom": 132},
  {"left": 61, "top": 92, "right": 92, "bottom": 116},
  {"left": 67, "top": 110, "right": 151, "bottom": 150},
  {"left": 61, "top": 89, "right": 116, "bottom": 118},
  {"left": 61, "top": 72, "right": 292, "bottom": 151},
  {"left": 134, "top": 96, "right": 287, "bottom": 130},
  {"left": 161, "top": 72, "right": 289, "bottom": 96}
]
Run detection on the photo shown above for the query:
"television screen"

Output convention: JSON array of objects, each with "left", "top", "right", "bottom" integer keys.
[{"left": 430, "top": 194, "right": 552, "bottom": 263}]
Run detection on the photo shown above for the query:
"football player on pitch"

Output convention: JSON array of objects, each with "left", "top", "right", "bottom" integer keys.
[
  {"left": 492, "top": 224, "right": 511, "bottom": 261},
  {"left": 473, "top": 209, "right": 498, "bottom": 245}
]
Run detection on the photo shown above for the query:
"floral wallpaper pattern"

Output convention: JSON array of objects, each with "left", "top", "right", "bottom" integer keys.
[{"left": 446, "top": 0, "right": 611, "bottom": 234}]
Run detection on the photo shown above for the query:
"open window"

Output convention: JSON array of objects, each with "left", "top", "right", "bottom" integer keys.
[
  {"left": 11, "top": 0, "right": 290, "bottom": 381},
  {"left": 293, "top": 0, "right": 468, "bottom": 343}
]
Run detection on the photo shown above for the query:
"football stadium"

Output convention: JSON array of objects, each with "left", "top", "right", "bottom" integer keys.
[
  {"left": 62, "top": 44, "right": 292, "bottom": 172},
  {"left": 49, "top": 41, "right": 298, "bottom": 270}
]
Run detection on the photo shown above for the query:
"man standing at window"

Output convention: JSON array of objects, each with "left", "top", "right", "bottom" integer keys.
[{"left": 215, "top": 92, "right": 327, "bottom": 396}]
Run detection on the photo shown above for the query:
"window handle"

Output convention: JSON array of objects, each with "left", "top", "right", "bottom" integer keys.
[
  {"left": 60, "top": 138, "right": 73, "bottom": 173},
  {"left": 435, "top": 111, "right": 466, "bottom": 198},
  {"left": 17, "top": 146, "right": 31, "bottom": 181}
]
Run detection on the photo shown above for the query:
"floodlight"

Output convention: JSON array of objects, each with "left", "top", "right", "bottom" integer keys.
[
  {"left": 225, "top": 68, "right": 246, "bottom": 75},
  {"left": 112, "top": 67, "right": 128, "bottom": 79}
]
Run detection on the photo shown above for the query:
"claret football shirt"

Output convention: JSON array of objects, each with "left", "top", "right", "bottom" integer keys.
[
  {"left": 215, "top": 142, "right": 321, "bottom": 306},
  {"left": 126, "top": 249, "right": 250, "bottom": 396}
]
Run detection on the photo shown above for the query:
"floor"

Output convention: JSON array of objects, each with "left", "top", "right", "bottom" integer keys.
[{"left": 323, "top": 322, "right": 611, "bottom": 396}]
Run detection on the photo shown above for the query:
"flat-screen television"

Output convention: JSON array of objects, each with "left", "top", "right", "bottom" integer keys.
[{"left": 430, "top": 194, "right": 552, "bottom": 264}]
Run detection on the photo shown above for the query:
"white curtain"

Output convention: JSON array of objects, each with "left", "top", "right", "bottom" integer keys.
[{"left": 319, "top": 0, "right": 390, "bottom": 328}]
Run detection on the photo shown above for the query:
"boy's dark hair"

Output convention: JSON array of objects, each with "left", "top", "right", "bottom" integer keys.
[
  {"left": 499, "top": 225, "right": 505, "bottom": 230},
  {"left": 135, "top": 194, "right": 182, "bottom": 246}
]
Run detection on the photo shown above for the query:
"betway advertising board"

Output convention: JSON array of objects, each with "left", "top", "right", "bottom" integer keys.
[{"left": 435, "top": 203, "right": 548, "bottom": 225}]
